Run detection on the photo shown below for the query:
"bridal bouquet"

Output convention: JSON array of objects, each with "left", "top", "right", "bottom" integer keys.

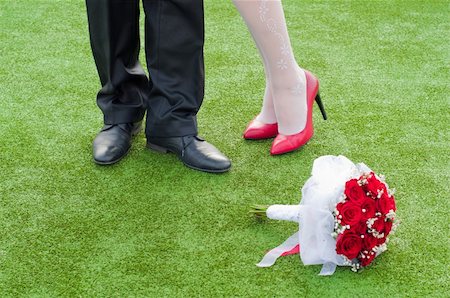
[{"left": 253, "top": 155, "right": 398, "bottom": 275}]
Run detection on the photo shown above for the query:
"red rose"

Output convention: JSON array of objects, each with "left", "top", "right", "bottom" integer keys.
[
  {"left": 370, "top": 217, "right": 391, "bottom": 244},
  {"left": 370, "top": 216, "right": 394, "bottom": 242},
  {"left": 377, "top": 236, "right": 387, "bottom": 246},
  {"left": 376, "top": 225, "right": 392, "bottom": 245},
  {"left": 344, "top": 179, "right": 366, "bottom": 206},
  {"left": 377, "top": 195, "right": 396, "bottom": 214},
  {"left": 384, "top": 220, "right": 393, "bottom": 236},
  {"left": 364, "top": 173, "right": 387, "bottom": 198},
  {"left": 360, "top": 251, "right": 376, "bottom": 267},
  {"left": 362, "top": 234, "right": 378, "bottom": 251},
  {"left": 355, "top": 220, "right": 368, "bottom": 235},
  {"left": 371, "top": 216, "right": 386, "bottom": 233},
  {"left": 336, "top": 231, "right": 362, "bottom": 260},
  {"left": 381, "top": 190, "right": 390, "bottom": 201},
  {"left": 361, "top": 197, "right": 377, "bottom": 220},
  {"left": 336, "top": 201, "right": 363, "bottom": 226}
]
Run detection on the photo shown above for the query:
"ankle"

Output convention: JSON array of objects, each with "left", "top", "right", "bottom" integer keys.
[
  {"left": 256, "top": 113, "right": 277, "bottom": 125},
  {"left": 271, "top": 68, "right": 306, "bottom": 90}
]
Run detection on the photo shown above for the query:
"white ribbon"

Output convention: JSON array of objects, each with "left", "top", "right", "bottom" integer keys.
[
  {"left": 257, "top": 232, "right": 338, "bottom": 275},
  {"left": 319, "top": 262, "right": 337, "bottom": 276},
  {"left": 256, "top": 232, "right": 299, "bottom": 267}
]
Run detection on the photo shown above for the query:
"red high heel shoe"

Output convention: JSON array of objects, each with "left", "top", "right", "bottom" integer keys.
[
  {"left": 243, "top": 119, "right": 278, "bottom": 140},
  {"left": 270, "top": 70, "right": 327, "bottom": 155}
]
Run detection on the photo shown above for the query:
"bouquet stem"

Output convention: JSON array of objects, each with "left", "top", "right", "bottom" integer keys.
[{"left": 249, "top": 205, "right": 270, "bottom": 219}]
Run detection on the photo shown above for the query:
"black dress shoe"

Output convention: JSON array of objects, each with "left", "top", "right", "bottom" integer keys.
[
  {"left": 93, "top": 122, "right": 142, "bottom": 165},
  {"left": 146, "top": 135, "right": 231, "bottom": 173}
]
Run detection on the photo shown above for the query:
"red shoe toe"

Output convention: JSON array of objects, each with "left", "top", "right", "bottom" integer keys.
[
  {"left": 270, "top": 134, "right": 296, "bottom": 155},
  {"left": 270, "top": 130, "right": 313, "bottom": 155},
  {"left": 243, "top": 119, "right": 278, "bottom": 140}
]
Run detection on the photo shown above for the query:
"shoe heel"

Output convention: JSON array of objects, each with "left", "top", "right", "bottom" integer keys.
[
  {"left": 146, "top": 142, "right": 169, "bottom": 153},
  {"left": 315, "top": 92, "right": 327, "bottom": 120}
]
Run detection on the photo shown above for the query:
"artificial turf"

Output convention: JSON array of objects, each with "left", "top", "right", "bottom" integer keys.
[{"left": 0, "top": 0, "right": 449, "bottom": 296}]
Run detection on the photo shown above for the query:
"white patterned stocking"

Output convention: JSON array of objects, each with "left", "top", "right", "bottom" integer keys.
[{"left": 233, "top": 0, "right": 307, "bottom": 135}]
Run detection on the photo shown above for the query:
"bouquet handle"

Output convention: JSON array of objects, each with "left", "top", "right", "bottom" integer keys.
[{"left": 266, "top": 205, "right": 301, "bottom": 222}]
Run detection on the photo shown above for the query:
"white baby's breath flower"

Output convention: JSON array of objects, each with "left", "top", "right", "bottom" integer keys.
[
  {"left": 386, "top": 210, "right": 396, "bottom": 220},
  {"left": 389, "top": 188, "right": 396, "bottom": 196},
  {"left": 367, "top": 218, "right": 376, "bottom": 227}
]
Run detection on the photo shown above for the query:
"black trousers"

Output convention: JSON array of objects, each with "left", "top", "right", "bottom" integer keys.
[{"left": 86, "top": 0, "right": 204, "bottom": 137}]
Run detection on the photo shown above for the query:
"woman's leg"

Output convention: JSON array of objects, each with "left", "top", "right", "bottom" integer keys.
[
  {"left": 253, "top": 39, "right": 277, "bottom": 125},
  {"left": 233, "top": 0, "right": 307, "bottom": 135}
]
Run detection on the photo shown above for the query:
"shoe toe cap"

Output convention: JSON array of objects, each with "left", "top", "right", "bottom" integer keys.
[
  {"left": 184, "top": 141, "right": 231, "bottom": 172},
  {"left": 270, "top": 135, "right": 293, "bottom": 155},
  {"left": 206, "top": 154, "right": 231, "bottom": 171},
  {"left": 192, "top": 151, "right": 231, "bottom": 172},
  {"left": 93, "top": 143, "right": 127, "bottom": 164},
  {"left": 243, "top": 128, "right": 264, "bottom": 139}
]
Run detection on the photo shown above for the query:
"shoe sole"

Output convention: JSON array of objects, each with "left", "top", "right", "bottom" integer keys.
[
  {"left": 146, "top": 142, "right": 231, "bottom": 173},
  {"left": 244, "top": 136, "right": 276, "bottom": 140},
  {"left": 93, "top": 125, "right": 142, "bottom": 166}
]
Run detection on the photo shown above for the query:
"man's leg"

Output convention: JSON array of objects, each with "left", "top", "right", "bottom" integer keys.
[
  {"left": 143, "top": 0, "right": 204, "bottom": 137},
  {"left": 142, "top": 0, "right": 231, "bottom": 173},
  {"left": 86, "top": 0, "right": 148, "bottom": 164}
]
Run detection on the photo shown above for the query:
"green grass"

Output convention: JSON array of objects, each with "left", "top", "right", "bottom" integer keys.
[{"left": 0, "top": 0, "right": 449, "bottom": 296}]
